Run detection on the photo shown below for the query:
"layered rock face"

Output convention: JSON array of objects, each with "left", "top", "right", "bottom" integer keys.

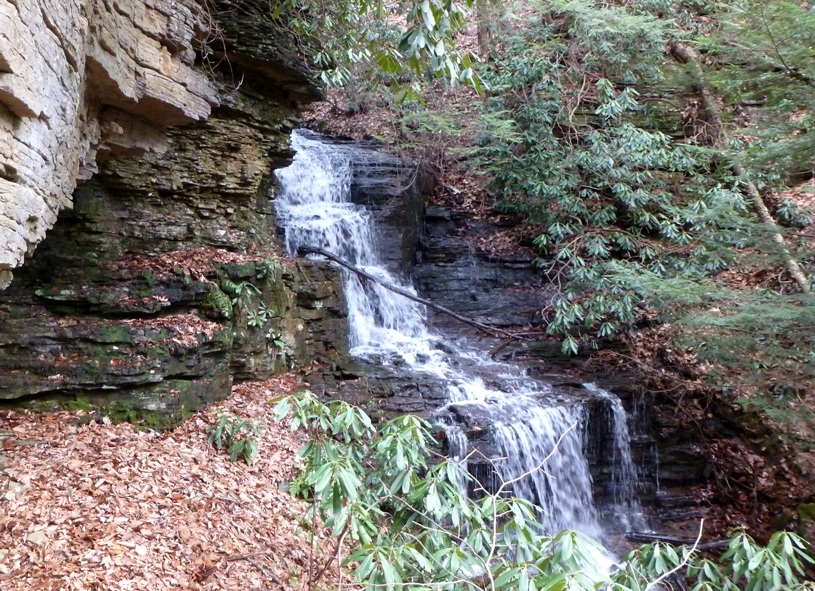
[
  {"left": 0, "top": 0, "right": 347, "bottom": 425},
  {"left": 0, "top": 0, "right": 220, "bottom": 288}
]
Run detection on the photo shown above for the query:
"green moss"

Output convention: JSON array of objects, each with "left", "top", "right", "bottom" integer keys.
[
  {"left": 103, "top": 400, "right": 138, "bottom": 423},
  {"left": 206, "top": 286, "right": 233, "bottom": 318},
  {"left": 140, "top": 412, "right": 165, "bottom": 430},
  {"left": 27, "top": 399, "right": 61, "bottom": 413},
  {"left": 142, "top": 268, "right": 156, "bottom": 287},
  {"left": 80, "top": 358, "right": 105, "bottom": 383},
  {"left": 770, "top": 510, "right": 794, "bottom": 531},
  {"left": 79, "top": 263, "right": 102, "bottom": 285},
  {"left": 96, "top": 376, "right": 220, "bottom": 431},
  {"left": 7, "top": 307, "right": 26, "bottom": 320},
  {"left": 798, "top": 503, "right": 815, "bottom": 521},
  {"left": 215, "top": 261, "right": 258, "bottom": 279},
  {"left": 797, "top": 503, "right": 815, "bottom": 545},
  {"left": 66, "top": 397, "right": 94, "bottom": 412},
  {"left": 15, "top": 396, "right": 93, "bottom": 414},
  {"left": 97, "top": 400, "right": 169, "bottom": 430},
  {"left": 734, "top": 394, "right": 815, "bottom": 450},
  {"left": 133, "top": 284, "right": 154, "bottom": 299},
  {"left": 212, "top": 326, "right": 234, "bottom": 348},
  {"left": 177, "top": 403, "right": 194, "bottom": 424},
  {"left": 93, "top": 324, "right": 134, "bottom": 344},
  {"left": 263, "top": 283, "right": 289, "bottom": 317}
]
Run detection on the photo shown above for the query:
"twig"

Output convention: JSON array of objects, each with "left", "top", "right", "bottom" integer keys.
[
  {"left": 311, "top": 522, "right": 350, "bottom": 588},
  {"left": 495, "top": 422, "right": 576, "bottom": 493},
  {"left": 249, "top": 557, "right": 285, "bottom": 587},
  {"left": 226, "top": 553, "right": 285, "bottom": 586},
  {"left": 759, "top": 6, "right": 814, "bottom": 88},
  {"left": 481, "top": 422, "right": 578, "bottom": 591},
  {"left": 305, "top": 493, "right": 318, "bottom": 591}
]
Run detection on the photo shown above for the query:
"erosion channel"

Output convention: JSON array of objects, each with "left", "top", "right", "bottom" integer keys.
[{"left": 274, "top": 130, "right": 646, "bottom": 539}]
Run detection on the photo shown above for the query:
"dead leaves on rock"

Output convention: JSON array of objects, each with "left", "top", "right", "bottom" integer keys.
[
  {"left": 114, "top": 247, "right": 288, "bottom": 281},
  {"left": 0, "top": 375, "right": 344, "bottom": 590}
]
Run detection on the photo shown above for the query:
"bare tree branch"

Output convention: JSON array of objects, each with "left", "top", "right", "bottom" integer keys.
[
  {"left": 645, "top": 519, "right": 705, "bottom": 591},
  {"left": 297, "top": 245, "right": 526, "bottom": 338}
]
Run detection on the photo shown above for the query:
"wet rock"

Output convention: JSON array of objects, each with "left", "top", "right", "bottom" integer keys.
[
  {"left": 0, "top": 244, "right": 349, "bottom": 426},
  {"left": 334, "top": 138, "right": 425, "bottom": 276},
  {"left": 307, "top": 362, "right": 449, "bottom": 420},
  {"left": 654, "top": 444, "right": 711, "bottom": 486},
  {"left": 414, "top": 208, "right": 556, "bottom": 331}
]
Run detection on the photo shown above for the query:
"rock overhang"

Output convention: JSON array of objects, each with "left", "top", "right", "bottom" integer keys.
[{"left": 0, "top": 0, "right": 320, "bottom": 289}]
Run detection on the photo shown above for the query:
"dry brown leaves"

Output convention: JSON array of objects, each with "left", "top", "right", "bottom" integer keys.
[
  {"left": 468, "top": 223, "right": 537, "bottom": 256},
  {"left": 115, "top": 247, "right": 290, "bottom": 280},
  {"left": 115, "top": 315, "right": 224, "bottom": 348},
  {"left": 305, "top": 89, "right": 402, "bottom": 145},
  {"left": 773, "top": 179, "right": 815, "bottom": 217},
  {"left": 305, "top": 80, "right": 527, "bottom": 255},
  {"left": 55, "top": 315, "right": 224, "bottom": 349},
  {"left": 0, "top": 375, "right": 347, "bottom": 591}
]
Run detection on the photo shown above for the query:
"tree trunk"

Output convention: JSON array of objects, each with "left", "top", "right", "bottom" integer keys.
[
  {"left": 671, "top": 42, "right": 811, "bottom": 294},
  {"left": 476, "top": 0, "right": 491, "bottom": 60}
]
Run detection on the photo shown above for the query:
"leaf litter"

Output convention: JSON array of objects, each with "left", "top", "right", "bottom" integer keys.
[{"left": 0, "top": 374, "right": 346, "bottom": 590}]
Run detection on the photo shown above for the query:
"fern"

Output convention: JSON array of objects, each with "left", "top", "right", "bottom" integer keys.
[
  {"left": 219, "top": 278, "right": 262, "bottom": 308},
  {"left": 256, "top": 259, "right": 283, "bottom": 285}
]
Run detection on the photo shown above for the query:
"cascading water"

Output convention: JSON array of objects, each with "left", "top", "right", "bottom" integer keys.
[
  {"left": 275, "top": 130, "right": 641, "bottom": 537},
  {"left": 584, "top": 384, "right": 642, "bottom": 529},
  {"left": 275, "top": 132, "right": 437, "bottom": 366},
  {"left": 444, "top": 380, "right": 600, "bottom": 534}
]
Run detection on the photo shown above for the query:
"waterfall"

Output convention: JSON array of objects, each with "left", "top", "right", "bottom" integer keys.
[
  {"left": 274, "top": 130, "right": 640, "bottom": 536},
  {"left": 275, "top": 132, "right": 437, "bottom": 366},
  {"left": 584, "top": 383, "right": 643, "bottom": 529}
]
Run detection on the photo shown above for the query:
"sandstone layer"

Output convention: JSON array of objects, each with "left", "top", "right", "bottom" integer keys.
[
  {"left": 0, "top": 0, "right": 341, "bottom": 424},
  {"left": 0, "top": 0, "right": 319, "bottom": 289},
  {"left": 0, "top": 0, "right": 222, "bottom": 288}
]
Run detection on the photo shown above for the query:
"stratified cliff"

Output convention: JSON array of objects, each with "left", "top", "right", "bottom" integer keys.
[
  {"left": 0, "top": 0, "right": 348, "bottom": 424},
  {"left": 1, "top": 0, "right": 211, "bottom": 287}
]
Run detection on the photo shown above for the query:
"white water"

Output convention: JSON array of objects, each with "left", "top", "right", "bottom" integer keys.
[
  {"left": 275, "top": 130, "right": 639, "bottom": 537},
  {"left": 585, "top": 383, "right": 643, "bottom": 529},
  {"left": 275, "top": 132, "right": 438, "bottom": 366}
]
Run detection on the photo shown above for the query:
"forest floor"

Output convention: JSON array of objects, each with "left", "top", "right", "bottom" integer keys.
[{"left": 0, "top": 375, "right": 349, "bottom": 591}]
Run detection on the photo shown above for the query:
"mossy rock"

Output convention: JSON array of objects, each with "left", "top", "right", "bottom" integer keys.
[
  {"left": 92, "top": 324, "right": 137, "bottom": 345},
  {"left": 797, "top": 503, "right": 815, "bottom": 546},
  {"left": 770, "top": 510, "right": 794, "bottom": 532}
]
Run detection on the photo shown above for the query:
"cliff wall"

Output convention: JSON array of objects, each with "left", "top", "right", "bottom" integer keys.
[
  {"left": 0, "top": 0, "right": 348, "bottom": 424},
  {"left": 0, "top": 0, "right": 218, "bottom": 287},
  {"left": 0, "top": 0, "right": 320, "bottom": 287}
]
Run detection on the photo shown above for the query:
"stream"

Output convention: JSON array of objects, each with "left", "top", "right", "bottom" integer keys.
[{"left": 274, "top": 130, "right": 644, "bottom": 539}]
